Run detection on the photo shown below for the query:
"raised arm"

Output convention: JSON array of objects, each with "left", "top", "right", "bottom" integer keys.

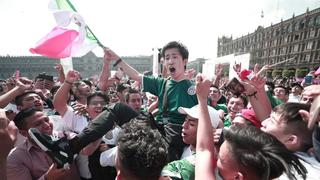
[
  {"left": 53, "top": 70, "right": 80, "bottom": 116},
  {"left": 104, "top": 48, "right": 142, "bottom": 83},
  {"left": 0, "top": 78, "right": 33, "bottom": 108},
  {"left": 195, "top": 74, "right": 216, "bottom": 180},
  {"left": 0, "top": 110, "right": 14, "bottom": 180},
  {"left": 213, "top": 64, "right": 223, "bottom": 87},
  {"left": 242, "top": 76, "right": 272, "bottom": 122},
  {"left": 54, "top": 63, "right": 65, "bottom": 84},
  {"left": 98, "top": 49, "right": 112, "bottom": 92},
  {"left": 240, "top": 65, "right": 272, "bottom": 122}
]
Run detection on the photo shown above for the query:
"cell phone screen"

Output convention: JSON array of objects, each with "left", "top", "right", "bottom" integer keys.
[
  {"left": 226, "top": 77, "right": 245, "bottom": 96},
  {"left": 305, "top": 75, "right": 313, "bottom": 85}
]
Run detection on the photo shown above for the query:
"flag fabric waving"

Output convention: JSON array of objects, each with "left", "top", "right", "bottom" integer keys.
[
  {"left": 30, "top": 0, "right": 103, "bottom": 58},
  {"left": 30, "top": 27, "right": 79, "bottom": 58}
]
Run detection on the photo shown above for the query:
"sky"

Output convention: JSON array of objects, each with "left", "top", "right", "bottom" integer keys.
[{"left": 0, "top": 0, "right": 319, "bottom": 61}]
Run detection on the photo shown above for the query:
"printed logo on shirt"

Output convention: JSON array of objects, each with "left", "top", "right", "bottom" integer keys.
[{"left": 187, "top": 85, "right": 196, "bottom": 95}]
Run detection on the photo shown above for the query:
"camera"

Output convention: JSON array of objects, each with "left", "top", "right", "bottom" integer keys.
[{"left": 36, "top": 73, "right": 54, "bottom": 82}]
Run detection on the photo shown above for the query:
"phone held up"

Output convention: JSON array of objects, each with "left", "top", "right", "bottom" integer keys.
[{"left": 225, "top": 77, "right": 245, "bottom": 96}]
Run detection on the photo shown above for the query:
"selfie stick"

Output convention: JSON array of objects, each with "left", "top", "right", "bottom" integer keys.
[{"left": 269, "top": 56, "right": 296, "bottom": 68}]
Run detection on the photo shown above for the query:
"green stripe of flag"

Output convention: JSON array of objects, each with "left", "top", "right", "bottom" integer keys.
[{"left": 54, "top": 0, "right": 104, "bottom": 47}]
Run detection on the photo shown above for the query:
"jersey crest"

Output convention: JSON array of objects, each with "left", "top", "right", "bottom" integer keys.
[{"left": 187, "top": 85, "right": 196, "bottom": 95}]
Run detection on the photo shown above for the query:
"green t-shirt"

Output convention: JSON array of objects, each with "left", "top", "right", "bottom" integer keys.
[
  {"left": 208, "top": 99, "right": 228, "bottom": 114},
  {"left": 266, "top": 91, "right": 283, "bottom": 108},
  {"left": 143, "top": 76, "right": 198, "bottom": 124},
  {"left": 161, "top": 154, "right": 195, "bottom": 180},
  {"left": 215, "top": 104, "right": 228, "bottom": 114},
  {"left": 224, "top": 114, "right": 232, "bottom": 127}
]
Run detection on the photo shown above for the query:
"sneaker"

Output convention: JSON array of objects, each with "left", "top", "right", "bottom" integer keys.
[{"left": 28, "top": 128, "right": 74, "bottom": 169}]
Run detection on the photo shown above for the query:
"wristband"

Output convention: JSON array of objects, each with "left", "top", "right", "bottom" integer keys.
[
  {"left": 113, "top": 58, "right": 122, "bottom": 67},
  {"left": 247, "top": 91, "right": 257, "bottom": 98}
]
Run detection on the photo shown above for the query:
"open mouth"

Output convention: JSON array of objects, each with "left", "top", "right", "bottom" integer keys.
[
  {"left": 182, "top": 131, "right": 187, "bottom": 137},
  {"left": 169, "top": 67, "right": 176, "bottom": 73},
  {"left": 34, "top": 103, "right": 42, "bottom": 108}
]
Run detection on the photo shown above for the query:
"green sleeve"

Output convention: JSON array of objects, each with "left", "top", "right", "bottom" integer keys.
[
  {"left": 266, "top": 91, "right": 283, "bottom": 108},
  {"left": 142, "top": 76, "right": 165, "bottom": 96}
]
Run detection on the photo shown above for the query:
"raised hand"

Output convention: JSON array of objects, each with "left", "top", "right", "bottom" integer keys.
[
  {"left": 55, "top": 64, "right": 64, "bottom": 75},
  {"left": 16, "top": 78, "right": 33, "bottom": 93},
  {"left": 195, "top": 73, "right": 212, "bottom": 100},
  {"left": 215, "top": 63, "right": 223, "bottom": 76},
  {"left": 233, "top": 62, "right": 242, "bottom": 74},
  {"left": 65, "top": 70, "right": 81, "bottom": 84},
  {"left": 72, "top": 103, "right": 88, "bottom": 116},
  {"left": 303, "top": 85, "right": 320, "bottom": 97},
  {"left": 6, "top": 77, "right": 16, "bottom": 90},
  {"left": 103, "top": 48, "right": 120, "bottom": 64}
]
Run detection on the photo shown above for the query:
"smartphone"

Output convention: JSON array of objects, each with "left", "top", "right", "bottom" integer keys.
[
  {"left": 38, "top": 74, "right": 54, "bottom": 82},
  {"left": 305, "top": 75, "right": 313, "bottom": 85},
  {"left": 225, "top": 77, "right": 245, "bottom": 96}
]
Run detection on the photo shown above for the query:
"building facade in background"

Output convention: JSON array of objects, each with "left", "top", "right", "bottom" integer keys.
[
  {"left": 0, "top": 52, "right": 153, "bottom": 80},
  {"left": 217, "top": 7, "right": 320, "bottom": 77},
  {"left": 187, "top": 58, "right": 206, "bottom": 74}
]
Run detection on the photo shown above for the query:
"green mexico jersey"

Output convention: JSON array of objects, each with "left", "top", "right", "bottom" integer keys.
[{"left": 143, "top": 76, "right": 198, "bottom": 124}]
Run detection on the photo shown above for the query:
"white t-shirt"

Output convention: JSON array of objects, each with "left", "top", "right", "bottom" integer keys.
[
  {"left": 181, "top": 146, "right": 195, "bottom": 159},
  {"left": 100, "top": 146, "right": 118, "bottom": 167},
  {"left": 278, "top": 152, "right": 320, "bottom": 180},
  {"left": 62, "top": 106, "right": 88, "bottom": 133},
  {"left": 102, "top": 126, "right": 121, "bottom": 145},
  {"left": 288, "top": 94, "right": 301, "bottom": 103},
  {"left": 61, "top": 106, "right": 91, "bottom": 179}
]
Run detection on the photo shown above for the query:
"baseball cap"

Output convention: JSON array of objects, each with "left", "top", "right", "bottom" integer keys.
[
  {"left": 236, "top": 108, "right": 261, "bottom": 128},
  {"left": 178, "top": 104, "right": 220, "bottom": 128}
]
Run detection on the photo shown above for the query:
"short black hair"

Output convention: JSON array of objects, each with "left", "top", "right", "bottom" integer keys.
[
  {"left": 87, "top": 91, "right": 109, "bottom": 105},
  {"left": 273, "top": 103, "right": 312, "bottom": 151},
  {"left": 224, "top": 125, "right": 307, "bottom": 180},
  {"left": 231, "top": 94, "right": 248, "bottom": 108},
  {"left": 13, "top": 108, "right": 40, "bottom": 130},
  {"left": 161, "top": 41, "right": 189, "bottom": 60},
  {"left": 116, "top": 83, "right": 130, "bottom": 93},
  {"left": 82, "top": 79, "right": 93, "bottom": 88},
  {"left": 124, "top": 88, "right": 141, "bottom": 103},
  {"left": 291, "top": 82, "right": 304, "bottom": 90},
  {"left": 15, "top": 91, "right": 40, "bottom": 106},
  {"left": 274, "top": 85, "right": 290, "bottom": 95},
  {"left": 117, "top": 118, "right": 168, "bottom": 179}
]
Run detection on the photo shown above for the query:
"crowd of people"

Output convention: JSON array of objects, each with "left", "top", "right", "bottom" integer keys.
[{"left": 0, "top": 41, "right": 320, "bottom": 180}]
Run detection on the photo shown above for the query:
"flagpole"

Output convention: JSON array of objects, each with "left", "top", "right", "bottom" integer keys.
[
  {"left": 66, "top": 0, "right": 105, "bottom": 49},
  {"left": 269, "top": 56, "right": 296, "bottom": 68},
  {"left": 85, "top": 25, "right": 105, "bottom": 48}
]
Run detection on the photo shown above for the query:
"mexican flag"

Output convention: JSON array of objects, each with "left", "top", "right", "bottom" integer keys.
[{"left": 30, "top": 0, "right": 102, "bottom": 58}]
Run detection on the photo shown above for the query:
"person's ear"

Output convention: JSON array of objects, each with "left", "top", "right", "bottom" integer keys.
[
  {"left": 234, "top": 172, "right": 244, "bottom": 180},
  {"left": 284, "top": 134, "right": 299, "bottom": 149},
  {"left": 183, "top": 59, "right": 188, "bottom": 66},
  {"left": 287, "top": 135, "right": 298, "bottom": 144}
]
